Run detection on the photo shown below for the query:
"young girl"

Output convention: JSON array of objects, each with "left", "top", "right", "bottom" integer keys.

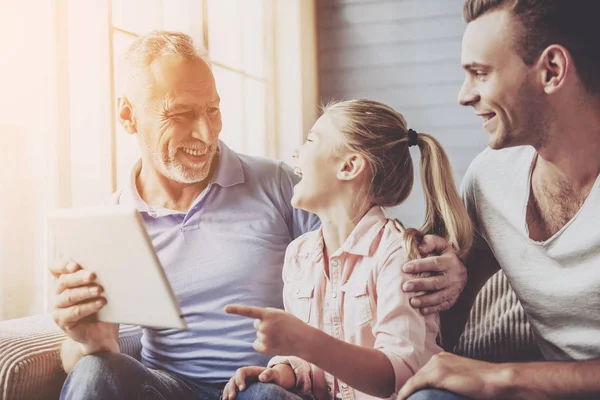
[{"left": 224, "top": 99, "right": 472, "bottom": 400}]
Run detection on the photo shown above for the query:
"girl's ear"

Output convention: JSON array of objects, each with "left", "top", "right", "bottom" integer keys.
[{"left": 337, "top": 153, "right": 367, "bottom": 181}]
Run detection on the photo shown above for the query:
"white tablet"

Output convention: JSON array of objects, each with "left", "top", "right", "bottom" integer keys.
[{"left": 48, "top": 206, "right": 187, "bottom": 330}]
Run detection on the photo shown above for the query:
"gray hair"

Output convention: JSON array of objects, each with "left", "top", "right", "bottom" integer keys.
[{"left": 118, "top": 30, "right": 207, "bottom": 100}]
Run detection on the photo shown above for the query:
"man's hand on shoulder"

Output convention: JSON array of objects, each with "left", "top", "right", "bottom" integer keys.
[{"left": 401, "top": 235, "right": 467, "bottom": 315}]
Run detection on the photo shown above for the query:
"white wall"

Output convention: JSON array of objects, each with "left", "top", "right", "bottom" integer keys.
[{"left": 317, "top": 0, "right": 487, "bottom": 227}]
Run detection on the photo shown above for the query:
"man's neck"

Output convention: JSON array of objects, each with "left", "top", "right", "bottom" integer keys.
[
  {"left": 534, "top": 105, "right": 600, "bottom": 190},
  {"left": 136, "top": 157, "right": 218, "bottom": 213},
  {"left": 525, "top": 104, "right": 600, "bottom": 241}
]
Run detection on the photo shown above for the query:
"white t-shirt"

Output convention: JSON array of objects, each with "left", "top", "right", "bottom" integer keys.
[{"left": 462, "top": 145, "right": 600, "bottom": 361}]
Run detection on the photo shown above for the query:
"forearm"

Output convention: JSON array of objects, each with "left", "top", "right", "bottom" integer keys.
[
  {"left": 498, "top": 359, "right": 600, "bottom": 399},
  {"left": 299, "top": 328, "right": 395, "bottom": 398},
  {"left": 60, "top": 336, "right": 120, "bottom": 374}
]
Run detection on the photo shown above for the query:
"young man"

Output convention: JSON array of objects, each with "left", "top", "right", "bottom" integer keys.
[{"left": 399, "top": 1, "right": 600, "bottom": 399}]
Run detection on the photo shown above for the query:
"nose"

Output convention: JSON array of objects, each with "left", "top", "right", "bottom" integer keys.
[
  {"left": 458, "top": 78, "right": 480, "bottom": 107},
  {"left": 191, "top": 113, "right": 219, "bottom": 145}
]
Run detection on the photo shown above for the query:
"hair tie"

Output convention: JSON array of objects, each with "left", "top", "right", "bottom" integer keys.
[{"left": 407, "top": 129, "right": 418, "bottom": 147}]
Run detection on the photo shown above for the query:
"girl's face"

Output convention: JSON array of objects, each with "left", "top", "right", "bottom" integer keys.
[{"left": 291, "top": 113, "right": 347, "bottom": 213}]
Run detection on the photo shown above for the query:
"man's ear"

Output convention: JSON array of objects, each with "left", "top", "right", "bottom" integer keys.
[
  {"left": 538, "top": 45, "right": 570, "bottom": 95},
  {"left": 117, "top": 97, "right": 137, "bottom": 134},
  {"left": 337, "top": 153, "right": 367, "bottom": 182}
]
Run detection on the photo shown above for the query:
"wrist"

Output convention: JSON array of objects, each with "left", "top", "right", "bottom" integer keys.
[
  {"left": 491, "top": 363, "right": 518, "bottom": 398},
  {"left": 295, "top": 325, "right": 322, "bottom": 361},
  {"left": 273, "top": 363, "right": 296, "bottom": 389},
  {"left": 77, "top": 336, "right": 119, "bottom": 356}
]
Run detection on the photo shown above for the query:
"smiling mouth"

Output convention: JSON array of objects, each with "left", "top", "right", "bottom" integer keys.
[
  {"left": 180, "top": 148, "right": 206, "bottom": 157},
  {"left": 480, "top": 112, "right": 496, "bottom": 123}
]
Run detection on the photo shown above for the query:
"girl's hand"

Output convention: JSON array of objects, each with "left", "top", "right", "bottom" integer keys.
[
  {"left": 224, "top": 305, "right": 313, "bottom": 356},
  {"left": 222, "top": 364, "right": 296, "bottom": 400}
]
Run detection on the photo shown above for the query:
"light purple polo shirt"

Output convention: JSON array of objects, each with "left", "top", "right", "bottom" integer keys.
[{"left": 114, "top": 141, "right": 320, "bottom": 383}]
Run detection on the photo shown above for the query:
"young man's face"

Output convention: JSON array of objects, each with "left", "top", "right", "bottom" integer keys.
[{"left": 458, "top": 9, "right": 548, "bottom": 150}]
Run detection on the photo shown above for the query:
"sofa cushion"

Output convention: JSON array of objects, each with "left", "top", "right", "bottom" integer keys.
[
  {"left": 454, "top": 270, "right": 543, "bottom": 362},
  {"left": 0, "top": 315, "right": 142, "bottom": 400}
]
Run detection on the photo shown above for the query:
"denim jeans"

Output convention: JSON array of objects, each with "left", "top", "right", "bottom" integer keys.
[
  {"left": 407, "top": 388, "right": 469, "bottom": 400},
  {"left": 60, "top": 352, "right": 314, "bottom": 400}
]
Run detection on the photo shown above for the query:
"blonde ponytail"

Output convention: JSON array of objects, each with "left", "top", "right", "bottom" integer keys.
[{"left": 398, "top": 133, "right": 473, "bottom": 262}]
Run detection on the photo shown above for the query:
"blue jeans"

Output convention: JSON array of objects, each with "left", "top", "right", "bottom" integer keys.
[
  {"left": 60, "top": 352, "right": 314, "bottom": 400},
  {"left": 407, "top": 389, "right": 469, "bottom": 400}
]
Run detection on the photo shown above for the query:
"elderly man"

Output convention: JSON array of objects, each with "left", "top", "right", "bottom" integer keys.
[{"left": 50, "top": 31, "right": 461, "bottom": 400}]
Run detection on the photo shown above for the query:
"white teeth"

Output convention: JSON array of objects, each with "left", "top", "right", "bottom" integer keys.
[
  {"left": 181, "top": 148, "right": 204, "bottom": 156},
  {"left": 293, "top": 167, "right": 303, "bottom": 177}
]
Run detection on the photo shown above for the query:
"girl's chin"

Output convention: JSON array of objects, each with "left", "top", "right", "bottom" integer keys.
[
  {"left": 290, "top": 194, "right": 301, "bottom": 209},
  {"left": 291, "top": 192, "right": 309, "bottom": 210},
  {"left": 291, "top": 199, "right": 317, "bottom": 216}
]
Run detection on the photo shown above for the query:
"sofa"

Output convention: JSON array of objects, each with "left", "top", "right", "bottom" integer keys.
[
  {"left": 0, "top": 270, "right": 541, "bottom": 400},
  {"left": 0, "top": 319, "right": 142, "bottom": 400}
]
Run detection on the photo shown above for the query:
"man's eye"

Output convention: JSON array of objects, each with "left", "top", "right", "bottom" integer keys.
[
  {"left": 208, "top": 107, "right": 220, "bottom": 114},
  {"left": 171, "top": 111, "right": 194, "bottom": 119}
]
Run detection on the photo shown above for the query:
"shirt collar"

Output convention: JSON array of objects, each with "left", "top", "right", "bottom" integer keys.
[
  {"left": 211, "top": 140, "right": 245, "bottom": 188},
  {"left": 118, "top": 160, "right": 149, "bottom": 213},
  {"left": 310, "top": 206, "right": 388, "bottom": 261},
  {"left": 118, "top": 140, "right": 245, "bottom": 214}
]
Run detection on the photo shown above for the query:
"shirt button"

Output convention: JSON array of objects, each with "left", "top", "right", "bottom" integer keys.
[
  {"left": 342, "top": 383, "right": 348, "bottom": 389},
  {"left": 327, "top": 386, "right": 332, "bottom": 392},
  {"left": 332, "top": 292, "right": 337, "bottom": 299},
  {"left": 330, "top": 259, "right": 338, "bottom": 267},
  {"left": 295, "top": 288, "right": 300, "bottom": 294}
]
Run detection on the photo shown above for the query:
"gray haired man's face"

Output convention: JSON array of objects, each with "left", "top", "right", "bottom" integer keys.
[{"left": 136, "top": 56, "right": 222, "bottom": 184}]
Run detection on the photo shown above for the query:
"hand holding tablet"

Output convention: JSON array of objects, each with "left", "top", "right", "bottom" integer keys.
[{"left": 48, "top": 206, "right": 187, "bottom": 330}]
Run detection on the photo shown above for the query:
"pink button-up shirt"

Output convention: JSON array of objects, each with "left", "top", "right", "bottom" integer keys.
[{"left": 269, "top": 206, "right": 441, "bottom": 400}]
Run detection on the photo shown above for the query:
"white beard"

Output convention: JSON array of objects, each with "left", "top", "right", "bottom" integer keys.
[{"left": 142, "top": 141, "right": 217, "bottom": 184}]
